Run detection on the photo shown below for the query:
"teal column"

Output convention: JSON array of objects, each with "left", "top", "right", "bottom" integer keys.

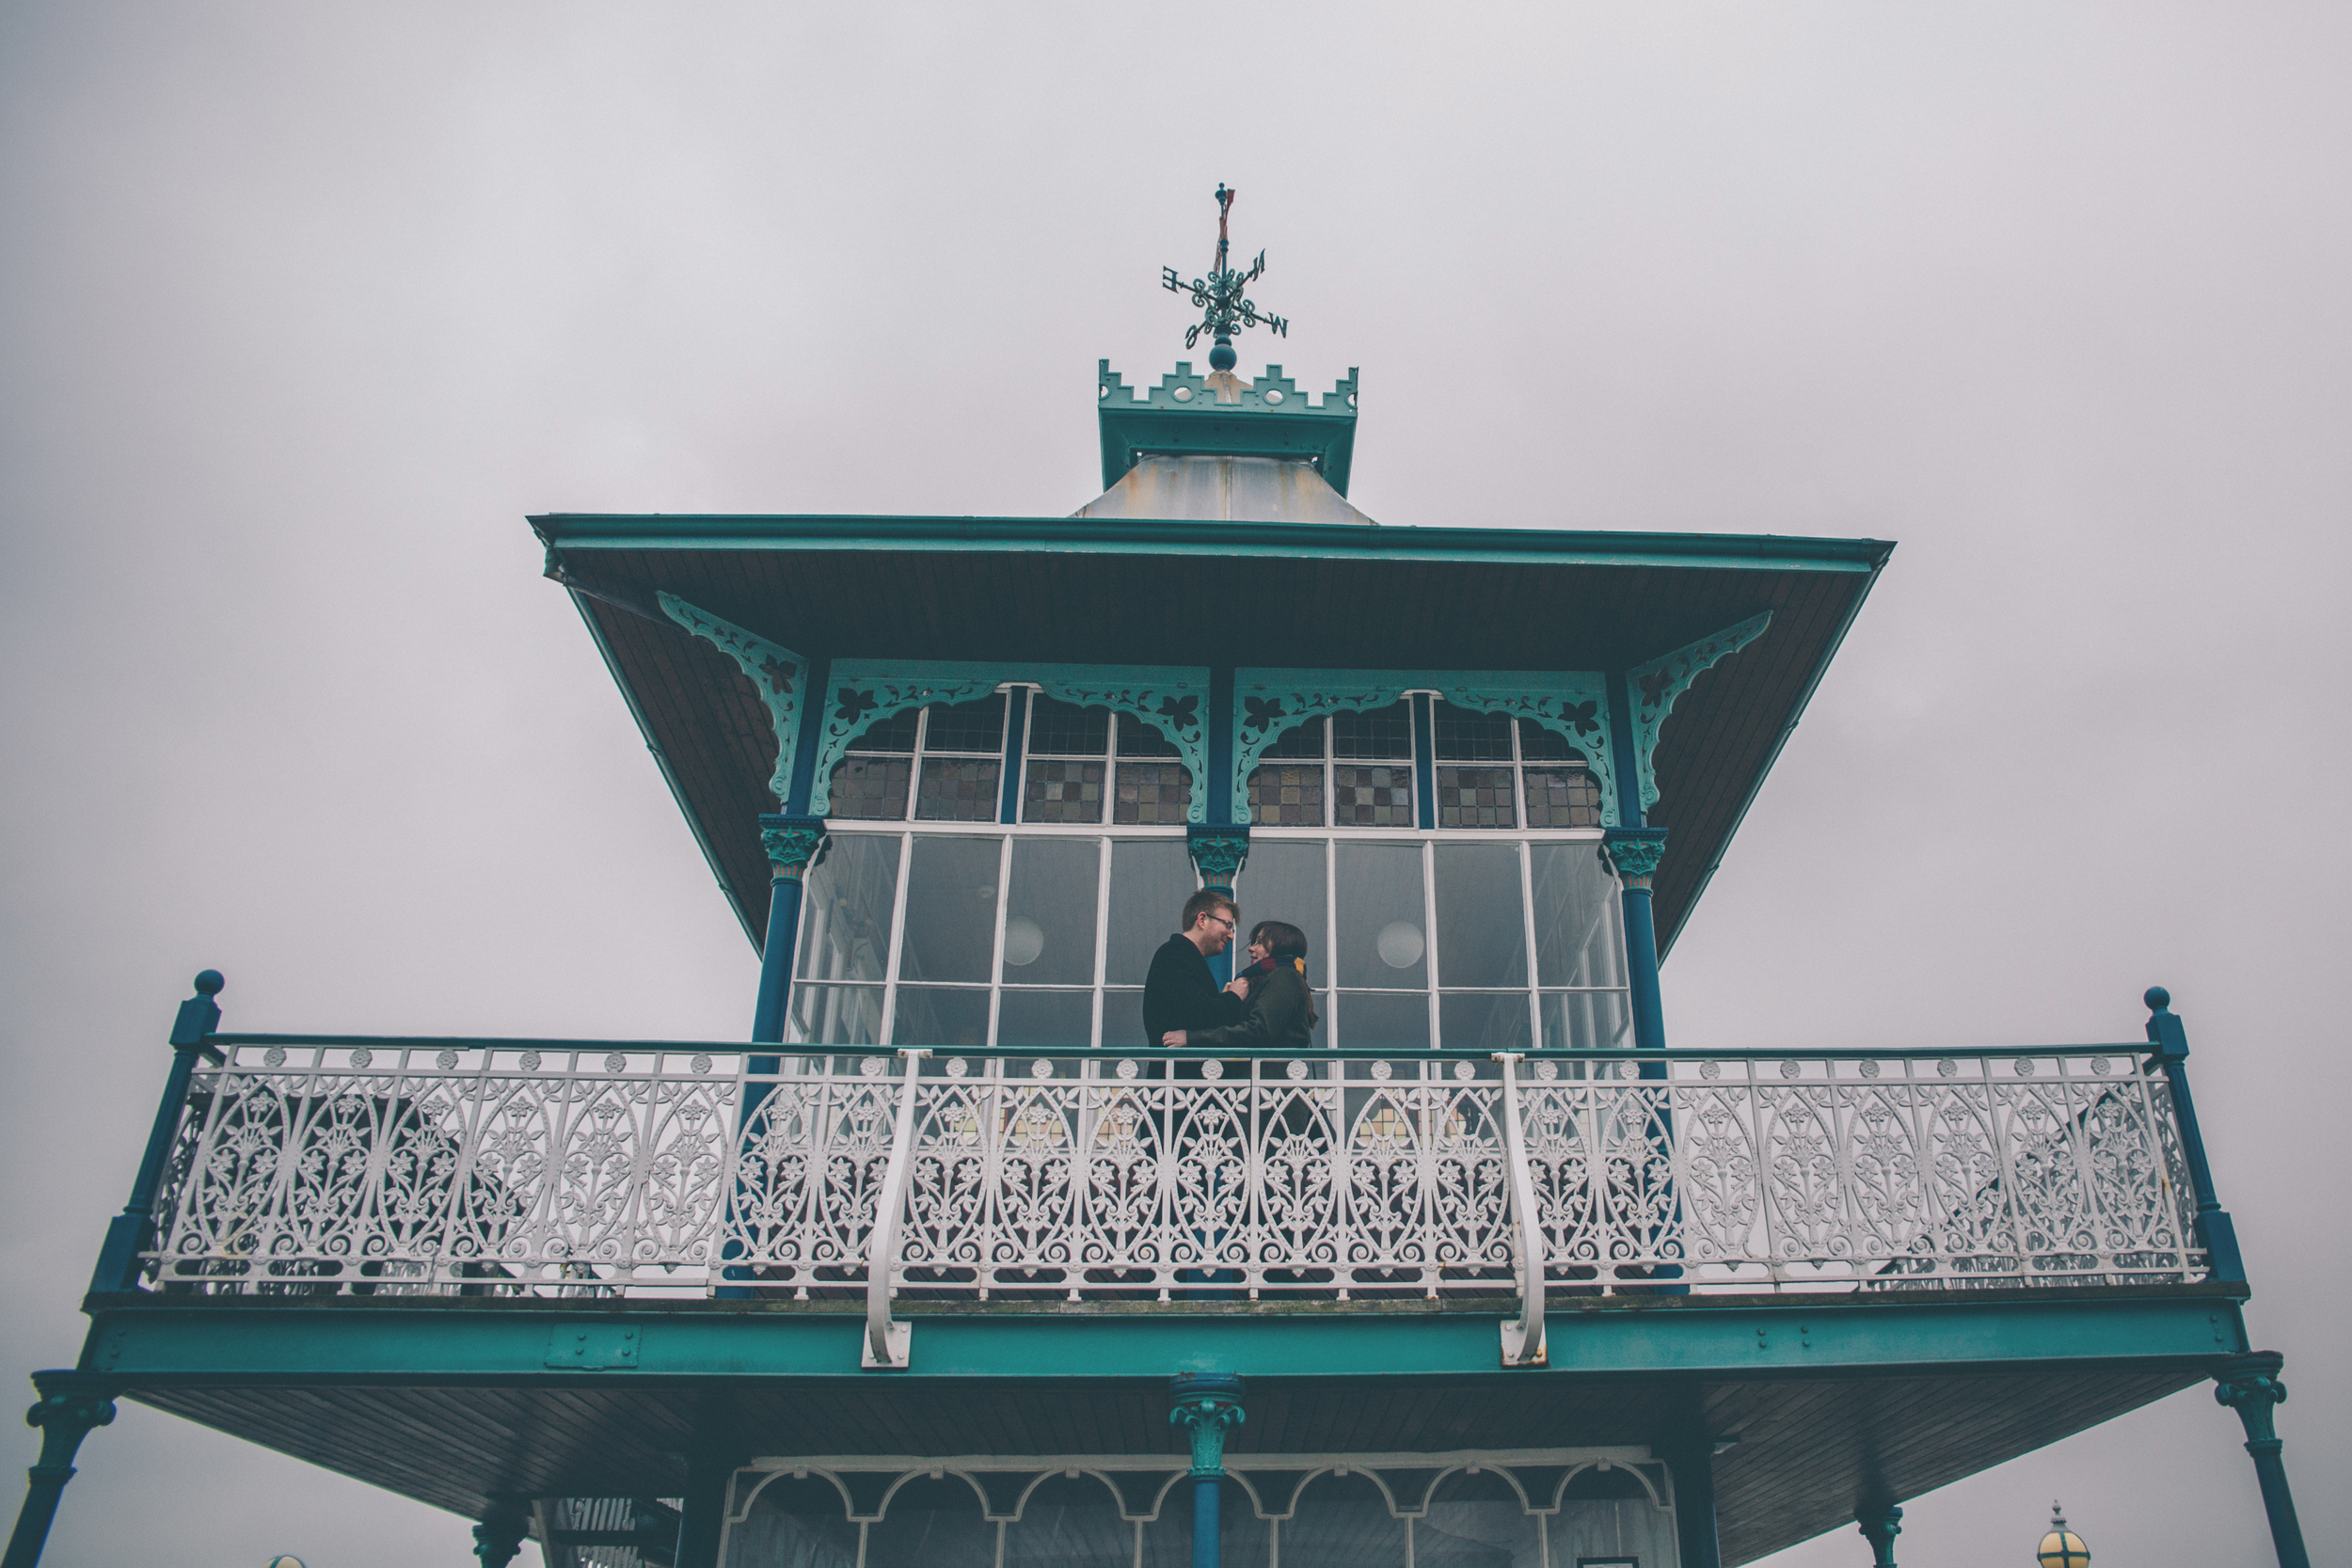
[
  {"left": 89, "top": 971, "right": 223, "bottom": 1294},
  {"left": 2215, "top": 1353, "right": 2310, "bottom": 1568},
  {"left": 2, "top": 1376, "right": 115, "bottom": 1568},
  {"left": 1855, "top": 1503, "right": 1901, "bottom": 1567},
  {"left": 751, "top": 816, "right": 826, "bottom": 1044},
  {"left": 1186, "top": 825, "right": 1250, "bottom": 988},
  {"left": 471, "top": 1500, "right": 530, "bottom": 1568},
  {"left": 1654, "top": 1431, "right": 1723, "bottom": 1568},
  {"left": 1603, "top": 829, "right": 1668, "bottom": 1054},
  {"left": 673, "top": 1433, "right": 740, "bottom": 1568},
  {"left": 1168, "top": 1373, "right": 1247, "bottom": 1568}
]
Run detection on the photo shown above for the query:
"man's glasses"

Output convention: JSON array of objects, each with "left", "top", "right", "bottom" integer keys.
[{"left": 1207, "top": 912, "right": 1237, "bottom": 930}]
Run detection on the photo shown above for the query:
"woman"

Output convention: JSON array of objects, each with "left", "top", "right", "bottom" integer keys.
[{"left": 1160, "top": 920, "right": 1318, "bottom": 1052}]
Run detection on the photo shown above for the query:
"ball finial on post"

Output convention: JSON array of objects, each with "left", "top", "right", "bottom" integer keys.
[
  {"left": 194, "top": 970, "right": 225, "bottom": 997},
  {"left": 2143, "top": 986, "right": 2170, "bottom": 1013}
]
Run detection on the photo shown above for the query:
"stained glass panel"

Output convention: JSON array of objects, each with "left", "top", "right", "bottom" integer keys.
[
  {"left": 1431, "top": 701, "right": 1514, "bottom": 761},
  {"left": 922, "top": 693, "right": 1008, "bottom": 753},
  {"left": 1332, "top": 765, "right": 1412, "bottom": 826},
  {"left": 1248, "top": 764, "right": 1326, "bottom": 826},
  {"left": 1025, "top": 693, "right": 1109, "bottom": 755},
  {"left": 1114, "top": 762, "right": 1191, "bottom": 824},
  {"left": 1437, "top": 766, "right": 1517, "bottom": 829},
  {"left": 1262, "top": 717, "right": 1327, "bottom": 759},
  {"left": 829, "top": 756, "right": 911, "bottom": 820},
  {"left": 916, "top": 758, "right": 1000, "bottom": 821},
  {"left": 1523, "top": 768, "right": 1602, "bottom": 828},
  {"left": 1025, "top": 758, "right": 1104, "bottom": 823},
  {"left": 1332, "top": 702, "right": 1414, "bottom": 759},
  {"left": 1117, "top": 710, "right": 1182, "bottom": 757}
]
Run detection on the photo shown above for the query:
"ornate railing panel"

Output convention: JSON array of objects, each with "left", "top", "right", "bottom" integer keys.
[{"left": 144, "top": 1040, "right": 2203, "bottom": 1299}]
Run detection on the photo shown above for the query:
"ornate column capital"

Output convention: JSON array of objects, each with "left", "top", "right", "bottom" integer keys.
[
  {"left": 1602, "top": 827, "right": 1668, "bottom": 891},
  {"left": 1854, "top": 1502, "right": 1902, "bottom": 1568},
  {"left": 2216, "top": 1350, "right": 2288, "bottom": 1446},
  {"left": 23, "top": 1373, "right": 116, "bottom": 1482},
  {"left": 471, "top": 1499, "right": 532, "bottom": 1568},
  {"left": 757, "top": 815, "right": 828, "bottom": 882},
  {"left": 1168, "top": 1372, "right": 1248, "bottom": 1478},
  {"left": 1186, "top": 825, "right": 1250, "bottom": 890}
]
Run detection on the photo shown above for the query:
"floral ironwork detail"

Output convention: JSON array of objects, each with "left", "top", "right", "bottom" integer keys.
[
  {"left": 1033, "top": 667, "right": 1212, "bottom": 821},
  {"left": 1626, "top": 611, "right": 1772, "bottom": 813},
  {"left": 660, "top": 592, "right": 807, "bottom": 804}
]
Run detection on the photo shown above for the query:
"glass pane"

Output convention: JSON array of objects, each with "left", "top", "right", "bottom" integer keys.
[
  {"left": 865, "top": 1475, "right": 995, "bottom": 1568},
  {"left": 730, "top": 1475, "right": 861, "bottom": 1568},
  {"left": 1335, "top": 843, "right": 1427, "bottom": 988},
  {"left": 1540, "top": 990, "right": 1633, "bottom": 1051},
  {"left": 1419, "top": 1469, "right": 1541, "bottom": 1568},
  {"left": 1248, "top": 763, "right": 1326, "bottom": 826},
  {"left": 784, "top": 983, "right": 884, "bottom": 1047},
  {"left": 1431, "top": 701, "right": 1514, "bottom": 761},
  {"left": 794, "top": 832, "right": 901, "bottom": 983},
  {"left": 1140, "top": 1478, "right": 1268, "bottom": 1568},
  {"left": 1004, "top": 1473, "right": 1131, "bottom": 1568},
  {"left": 1332, "top": 702, "right": 1414, "bottom": 760},
  {"left": 1117, "top": 710, "right": 1181, "bottom": 757},
  {"left": 850, "top": 707, "right": 920, "bottom": 753},
  {"left": 1101, "top": 987, "right": 1146, "bottom": 1051},
  {"left": 1516, "top": 720, "right": 1583, "bottom": 762},
  {"left": 1114, "top": 761, "right": 1192, "bottom": 824},
  {"left": 922, "top": 693, "right": 1008, "bottom": 753},
  {"left": 1336, "top": 991, "right": 1431, "bottom": 1051},
  {"left": 897, "top": 835, "right": 1001, "bottom": 984},
  {"left": 1026, "top": 693, "right": 1109, "bottom": 755},
  {"left": 1523, "top": 767, "right": 1603, "bottom": 828},
  {"left": 1332, "top": 765, "right": 1413, "bottom": 827},
  {"left": 1262, "top": 715, "right": 1326, "bottom": 759},
  {"left": 1283, "top": 1470, "right": 1406, "bottom": 1568},
  {"left": 1105, "top": 838, "right": 1200, "bottom": 984},
  {"left": 1433, "top": 842, "right": 1528, "bottom": 989},
  {"left": 1025, "top": 758, "right": 1105, "bottom": 823},
  {"left": 1003, "top": 837, "right": 1101, "bottom": 986},
  {"left": 915, "top": 757, "right": 1001, "bottom": 821},
  {"left": 997, "top": 989, "right": 1094, "bottom": 1050},
  {"left": 1439, "top": 990, "right": 1532, "bottom": 1053},
  {"left": 1531, "top": 843, "right": 1626, "bottom": 989},
  {"left": 1238, "top": 839, "right": 1328, "bottom": 988},
  {"left": 1436, "top": 766, "right": 1517, "bottom": 829},
  {"left": 889, "top": 985, "right": 991, "bottom": 1049},
  {"left": 827, "top": 756, "right": 910, "bottom": 820}
]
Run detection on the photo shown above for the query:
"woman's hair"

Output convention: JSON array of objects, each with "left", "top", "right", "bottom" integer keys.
[{"left": 1248, "top": 921, "right": 1319, "bottom": 1030}]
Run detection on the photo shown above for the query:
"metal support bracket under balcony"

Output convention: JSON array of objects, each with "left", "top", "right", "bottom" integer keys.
[{"left": 864, "top": 1048, "right": 928, "bottom": 1370}]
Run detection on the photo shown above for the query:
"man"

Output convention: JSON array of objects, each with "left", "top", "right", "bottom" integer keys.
[{"left": 1141, "top": 888, "right": 1248, "bottom": 1048}]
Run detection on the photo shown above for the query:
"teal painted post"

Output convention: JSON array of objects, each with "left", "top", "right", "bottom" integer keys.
[
  {"left": 1209, "top": 668, "right": 1236, "bottom": 826},
  {"left": 471, "top": 1501, "right": 530, "bottom": 1568},
  {"left": 751, "top": 816, "right": 826, "bottom": 1044},
  {"left": 2215, "top": 1353, "right": 2310, "bottom": 1568},
  {"left": 1602, "top": 831, "right": 1668, "bottom": 1054},
  {"left": 1855, "top": 1503, "right": 1901, "bottom": 1567},
  {"left": 998, "top": 687, "right": 1031, "bottom": 823},
  {"left": 1606, "top": 671, "right": 1645, "bottom": 829},
  {"left": 1186, "top": 827, "right": 1250, "bottom": 989},
  {"left": 1654, "top": 1433, "right": 1723, "bottom": 1568},
  {"left": 1410, "top": 694, "right": 1438, "bottom": 831},
  {"left": 673, "top": 1436, "right": 739, "bottom": 1568},
  {"left": 2142, "top": 988, "right": 2246, "bottom": 1281},
  {"left": 786, "top": 653, "right": 832, "bottom": 815},
  {"left": 2, "top": 1376, "right": 115, "bottom": 1568},
  {"left": 1168, "top": 1374, "right": 1246, "bottom": 1568},
  {"left": 89, "top": 971, "right": 223, "bottom": 1295}
]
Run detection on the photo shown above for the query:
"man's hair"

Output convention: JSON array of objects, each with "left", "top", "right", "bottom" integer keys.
[{"left": 1182, "top": 888, "right": 1236, "bottom": 931}]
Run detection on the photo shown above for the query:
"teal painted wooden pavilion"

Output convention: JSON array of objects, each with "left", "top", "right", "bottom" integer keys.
[{"left": 8, "top": 199, "right": 2312, "bottom": 1568}]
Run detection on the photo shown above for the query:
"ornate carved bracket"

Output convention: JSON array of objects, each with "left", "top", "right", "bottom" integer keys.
[
  {"left": 2216, "top": 1351, "right": 2289, "bottom": 1448},
  {"left": 1433, "top": 672, "right": 1621, "bottom": 826},
  {"left": 758, "top": 814, "right": 828, "bottom": 882},
  {"left": 807, "top": 661, "right": 1211, "bottom": 819},
  {"left": 1168, "top": 1373, "right": 1248, "bottom": 1478},
  {"left": 659, "top": 593, "right": 807, "bottom": 803},
  {"left": 1626, "top": 612, "right": 1772, "bottom": 814},
  {"left": 1186, "top": 825, "right": 1250, "bottom": 889},
  {"left": 1230, "top": 671, "right": 1408, "bottom": 820}
]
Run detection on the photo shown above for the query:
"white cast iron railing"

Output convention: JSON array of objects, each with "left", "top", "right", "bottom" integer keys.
[{"left": 143, "top": 1038, "right": 2208, "bottom": 1364}]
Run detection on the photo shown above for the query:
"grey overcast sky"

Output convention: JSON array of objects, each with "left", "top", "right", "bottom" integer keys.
[{"left": 3, "top": 5, "right": 2345, "bottom": 1565}]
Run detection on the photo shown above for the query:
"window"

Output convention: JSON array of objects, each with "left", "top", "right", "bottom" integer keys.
[
  {"left": 1022, "top": 694, "right": 1193, "bottom": 825},
  {"left": 787, "top": 830, "right": 1630, "bottom": 1052},
  {"left": 830, "top": 695, "right": 1009, "bottom": 823},
  {"left": 1247, "top": 701, "right": 1603, "bottom": 830},
  {"left": 1431, "top": 701, "right": 1603, "bottom": 830}
]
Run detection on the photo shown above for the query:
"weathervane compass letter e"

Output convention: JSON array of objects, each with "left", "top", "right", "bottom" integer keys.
[{"left": 1161, "top": 182, "right": 1290, "bottom": 371}]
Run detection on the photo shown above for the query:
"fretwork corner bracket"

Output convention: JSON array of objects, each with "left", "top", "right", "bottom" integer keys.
[
  {"left": 1627, "top": 611, "right": 1772, "bottom": 814},
  {"left": 660, "top": 592, "right": 807, "bottom": 802}
]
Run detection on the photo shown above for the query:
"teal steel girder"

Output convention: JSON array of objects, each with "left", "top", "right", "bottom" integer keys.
[{"left": 80, "top": 1289, "right": 2248, "bottom": 1386}]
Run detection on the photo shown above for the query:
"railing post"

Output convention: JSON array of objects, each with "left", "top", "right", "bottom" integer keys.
[
  {"left": 2142, "top": 987, "right": 2246, "bottom": 1281},
  {"left": 1492, "top": 1054, "right": 1547, "bottom": 1367},
  {"left": 1168, "top": 1373, "right": 1247, "bottom": 1568},
  {"left": 88, "top": 970, "right": 223, "bottom": 1296},
  {"left": 2214, "top": 1352, "right": 2310, "bottom": 1568},
  {"left": 2, "top": 1374, "right": 116, "bottom": 1568},
  {"left": 1855, "top": 1502, "right": 1902, "bottom": 1567},
  {"left": 863, "top": 1048, "right": 928, "bottom": 1370}
]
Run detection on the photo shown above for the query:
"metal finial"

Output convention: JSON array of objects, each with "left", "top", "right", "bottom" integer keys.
[{"left": 1161, "top": 184, "right": 1289, "bottom": 371}]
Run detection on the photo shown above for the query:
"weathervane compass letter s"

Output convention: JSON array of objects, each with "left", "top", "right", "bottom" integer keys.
[{"left": 1161, "top": 182, "right": 1290, "bottom": 372}]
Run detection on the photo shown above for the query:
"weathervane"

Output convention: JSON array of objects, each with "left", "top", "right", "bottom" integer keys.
[{"left": 1161, "top": 183, "right": 1289, "bottom": 372}]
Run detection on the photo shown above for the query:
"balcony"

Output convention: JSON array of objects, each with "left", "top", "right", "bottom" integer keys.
[{"left": 140, "top": 1034, "right": 2211, "bottom": 1359}]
